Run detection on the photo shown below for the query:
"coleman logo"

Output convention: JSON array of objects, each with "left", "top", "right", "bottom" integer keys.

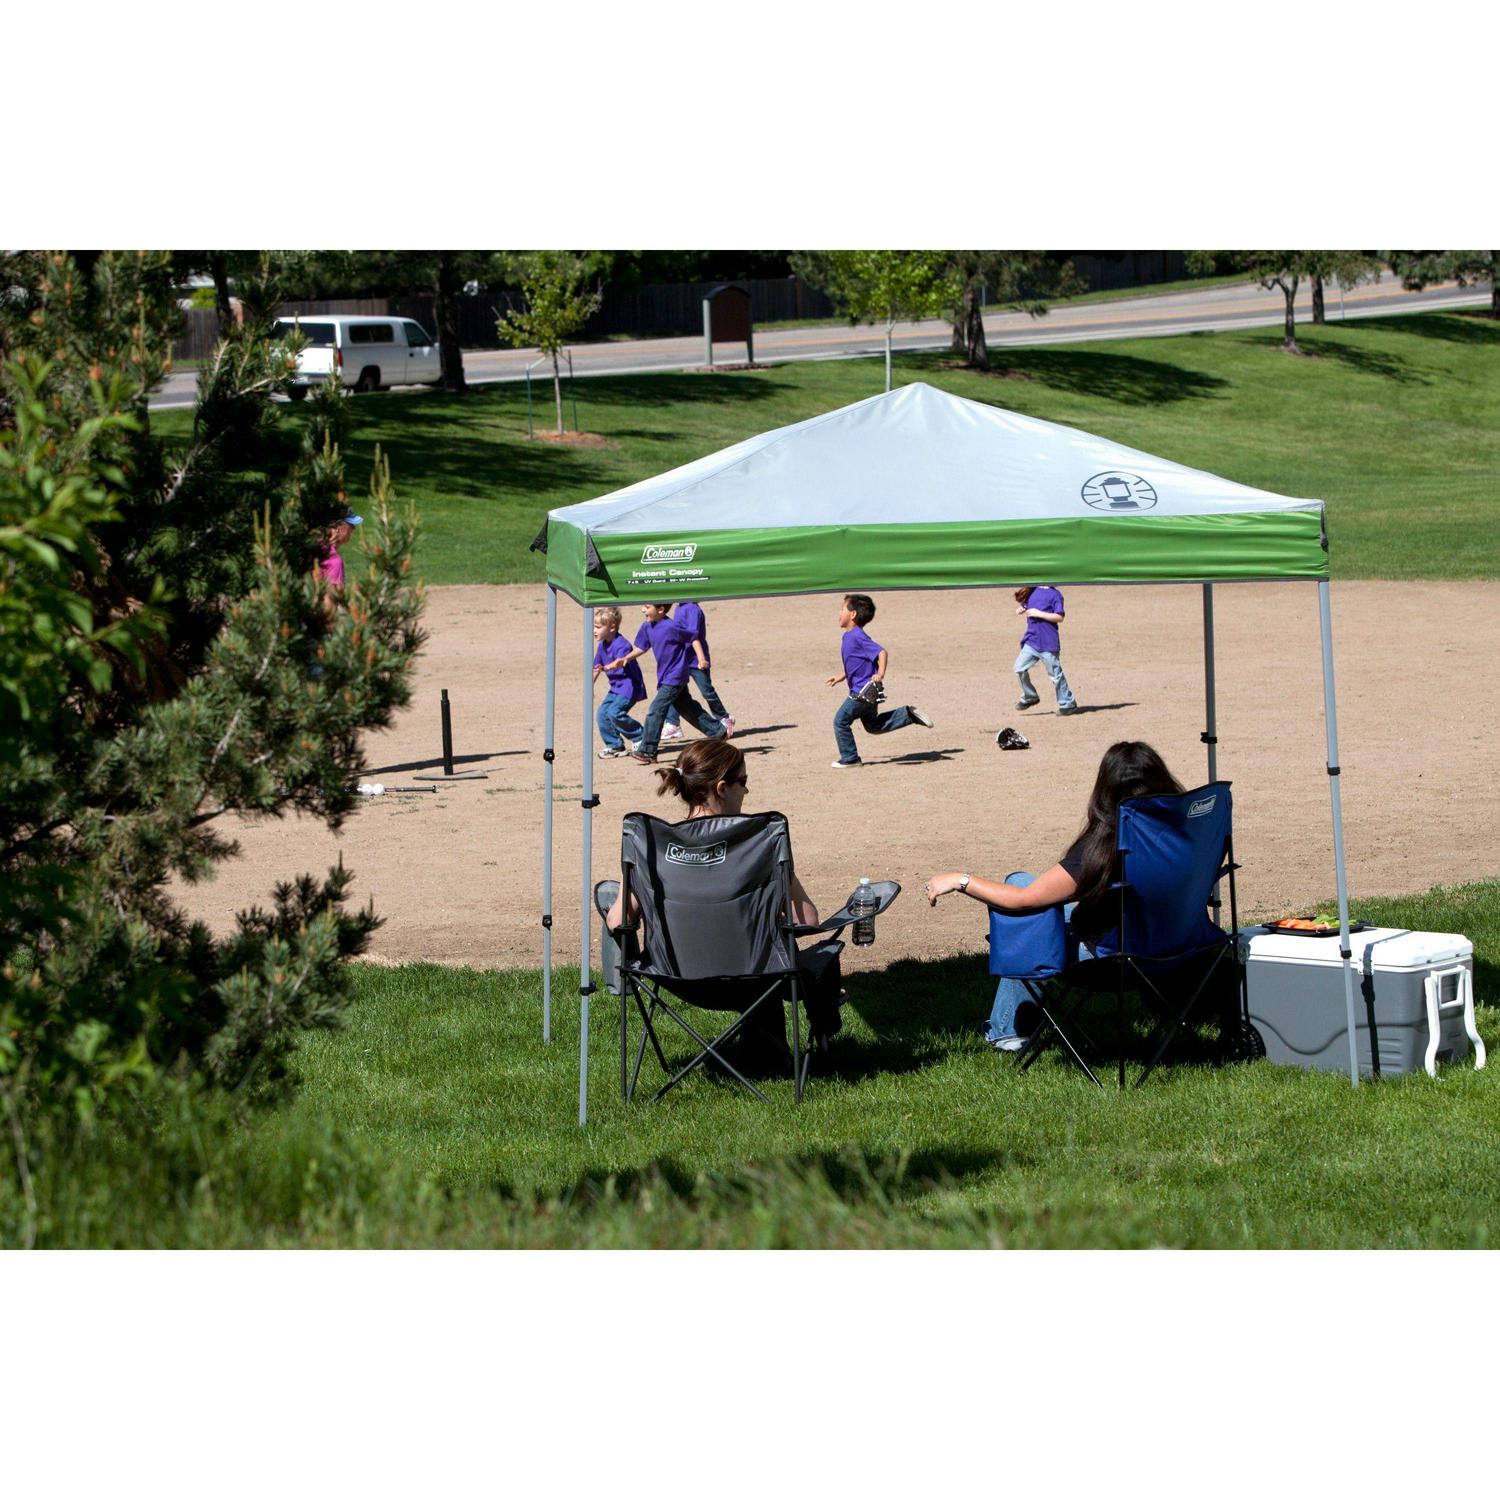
[
  {"left": 1188, "top": 795, "right": 1216, "bottom": 818},
  {"left": 666, "top": 841, "right": 727, "bottom": 866},
  {"left": 1081, "top": 472, "right": 1158, "bottom": 511},
  {"left": 642, "top": 542, "right": 697, "bottom": 563}
]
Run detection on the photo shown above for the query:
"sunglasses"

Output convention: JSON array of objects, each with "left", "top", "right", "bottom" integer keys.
[{"left": 728, "top": 773, "right": 748, "bottom": 789}]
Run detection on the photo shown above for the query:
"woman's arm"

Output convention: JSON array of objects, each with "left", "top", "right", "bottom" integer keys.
[
  {"left": 789, "top": 873, "right": 819, "bottom": 927},
  {"left": 923, "top": 862, "right": 1078, "bottom": 911},
  {"left": 605, "top": 887, "right": 641, "bottom": 931}
]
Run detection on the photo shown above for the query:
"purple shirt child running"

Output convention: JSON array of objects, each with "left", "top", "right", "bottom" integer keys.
[
  {"left": 594, "top": 634, "right": 646, "bottom": 704},
  {"left": 633, "top": 616, "right": 697, "bottom": 687},
  {"left": 840, "top": 625, "right": 883, "bottom": 696},
  {"left": 1019, "top": 586, "right": 1065, "bottom": 655},
  {"left": 673, "top": 601, "right": 710, "bottom": 667}
]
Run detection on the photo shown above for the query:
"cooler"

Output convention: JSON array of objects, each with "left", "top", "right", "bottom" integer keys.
[{"left": 1237, "top": 925, "right": 1486, "bottom": 1079}]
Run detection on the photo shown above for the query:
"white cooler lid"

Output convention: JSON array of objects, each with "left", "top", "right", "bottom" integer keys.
[{"left": 1240, "top": 925, "right": 1471, "bottom": 970}]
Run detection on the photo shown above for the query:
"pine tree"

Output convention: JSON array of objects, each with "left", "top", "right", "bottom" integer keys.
[{"left": 0, "top": 252, "right": 425, "bottom": 1146}]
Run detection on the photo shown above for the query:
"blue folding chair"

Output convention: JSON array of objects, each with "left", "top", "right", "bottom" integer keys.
[{"left": 988, "top": 782, "right": 1246, "bottom": 1088}]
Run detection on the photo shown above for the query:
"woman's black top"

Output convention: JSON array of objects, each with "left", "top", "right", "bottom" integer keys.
[{"left": 1057, "top": 832, "right": 1119, "bottom": 947}]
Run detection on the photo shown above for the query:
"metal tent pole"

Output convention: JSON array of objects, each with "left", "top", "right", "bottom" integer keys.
[
  {"left": 1318, "top": 580, "right": 1361, "bottom": 1086},
  {"left": 1201, "top": 584, "right": 1219, "bottom": 785},
  {"left": 1202, "top": 584, "right": 1223, "bottom": 927},
  {"left": 579, "top": 602, "right": 597, "bottom": 1125},
  {"left": 541, "top": 585, "right": 557, "bottom": 1042}
]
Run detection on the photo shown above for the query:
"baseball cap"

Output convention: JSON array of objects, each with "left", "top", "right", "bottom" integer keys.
[{"left": 345, "top": 515, "right": 363, "bottom": 526}]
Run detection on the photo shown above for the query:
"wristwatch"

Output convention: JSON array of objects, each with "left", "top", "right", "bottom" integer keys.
[{"left": 957, "top": 874, "right": 971, "bottom": 894}]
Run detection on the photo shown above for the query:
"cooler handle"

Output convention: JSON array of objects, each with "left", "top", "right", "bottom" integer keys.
[{"left": 1423, "top": 965, "right": 1485, "bottom": 1078}]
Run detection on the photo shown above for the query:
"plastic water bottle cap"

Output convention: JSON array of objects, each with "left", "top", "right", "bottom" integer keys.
[{"left": 859, "top": 876, "right": 870, "bottom": 886}]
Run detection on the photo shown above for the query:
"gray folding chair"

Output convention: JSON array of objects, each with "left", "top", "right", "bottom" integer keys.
[{"left": 596, "top": 811, "right": 895, "bottom": 1103}]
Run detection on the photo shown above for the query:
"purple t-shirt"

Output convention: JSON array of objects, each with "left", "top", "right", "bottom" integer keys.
[
  {"left": 840, "top": 625, "right": 883, "bottom": 696},
  {"left": 674, "top": 601, "right": 709, "bottom": 668},
  {"left": 594, "top": 633, "right": 646, "bottom": 705},
  {"left": 1020, "top": 586, "right": 1065, "bottom": 655},
  {"left": 634, "top": 617, "right": 696, "bottom": 688}
]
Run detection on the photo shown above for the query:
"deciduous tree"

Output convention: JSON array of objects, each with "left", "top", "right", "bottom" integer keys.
[
  {"left": 495, "top": 253, "right": 603, "bottom": 434},
  {"left": 1388, "top": 250, "right": 1500, "bottom": 318},
  {"left": 790, "top": 251, "right": 950, "bottom": 390}
]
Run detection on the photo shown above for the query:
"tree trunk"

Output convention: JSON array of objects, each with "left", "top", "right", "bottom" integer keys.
[
  {"left": 1281, "top": 276, "right": 1299, "bottom": 352},
  {"left": 884, "top": 321, "right": 893, "bottom": 392},
  {"left": 434, "top": 252, "right": 467, "bottom": 394},
  {"left": 1311, "top": 273, "right": 1325, "bottom": 325},
  {"left": 1491, "top": 253, "right": 1499, "bottom": 318},
  {"left": 210, "top": 253, "right": 234, "bottom": 337},
  {"left": 964, "top": 283, "right": 990, "bottom": 371},
  {"left": 551, "top": 351, "right": 564, "bottom": 435}
]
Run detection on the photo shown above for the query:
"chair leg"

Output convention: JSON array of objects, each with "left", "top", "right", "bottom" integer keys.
[
  {"left": 790, "top": 973, "right": 804, "bottom": 1104},
  {"left": 646, "top": 999, "right": 770, "bottom": 1104},
  {"left": 1134, "top": 950, "right": 1230, "bottom": 1086}
]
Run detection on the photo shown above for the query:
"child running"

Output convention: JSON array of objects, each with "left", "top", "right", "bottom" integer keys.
[
  {"left": 591, "top": 607, "right": 646, "bottom": 757},
  {"left": 827, "top": 593, "right": 933, "bottom": 768},
  {"left": 618, "top": 603, "right": 727, "bottom": 765},
  {"left": 1013, "top": 584, "right": 1078, "bottom": 715},
  {"left": 662, "top": 599, "right": 735, "bottom": 741}
]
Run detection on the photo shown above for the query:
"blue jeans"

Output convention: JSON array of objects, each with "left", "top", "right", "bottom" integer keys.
[
  {"left": 665, "top": 666, "right": 729, "bottom": 726},
  {"left": 597, "top": 692, "right": 643, "bottom": 750},
  {"left": 639, "top": 682, "right": 724, "bottom": 756},
  {"left": 832, "top": 694, "right": 915, "bottom": 765},
  {"left": 985, "top": 871, "right": 1080, "bottom": 1042},
  {"left": 1014, "top": 645, "right": 1075, "bottom": 710}
]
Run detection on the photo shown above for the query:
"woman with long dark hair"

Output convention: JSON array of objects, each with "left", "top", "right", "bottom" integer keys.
[
  {"left": 923, "top": 741, "right": 1185, "bottom": 1049},
  {"left": 606, "top": 738, "right": 845, "bottom": 1067}
]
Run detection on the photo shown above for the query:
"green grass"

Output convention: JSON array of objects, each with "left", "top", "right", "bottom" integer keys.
[
  {"left": 150, "top": 309, "right": 1500, "bottom": 586},
  {"left": 8, "top": 880, "right": 1498, "bottom": 1248}
]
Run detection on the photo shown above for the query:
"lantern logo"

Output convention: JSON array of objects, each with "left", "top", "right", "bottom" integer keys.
[
  {"left": 1081, "top": 472, "right": 1158, "bottom": 511},
  {"left": 642, "top": 542, "right": 697, "bottom": 563}
]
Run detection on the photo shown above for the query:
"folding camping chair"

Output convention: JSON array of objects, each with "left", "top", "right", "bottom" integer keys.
[
  {"left": 988, "top": 782, "right": 1247, "bottom": 1088},
  {"left": 595, "top": 811, "right": 898, "bottom": 1105}
]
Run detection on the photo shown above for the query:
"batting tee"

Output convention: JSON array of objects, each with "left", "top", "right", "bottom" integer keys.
[{"left": 533, "top": 381, "right": 1360, "bottom": 1121}]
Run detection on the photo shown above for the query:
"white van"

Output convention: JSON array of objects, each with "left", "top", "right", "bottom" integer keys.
[{"left": 270, "top": 314, "right": 442, "bottom": 399}]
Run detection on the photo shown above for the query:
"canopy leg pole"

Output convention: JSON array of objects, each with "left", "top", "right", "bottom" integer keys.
[
  {"left": 579, "top": 602, "right": 596, "bottom": 1126},
  {"left": 541, "top": 585, "right": 557, "bottom": 1042},
  {"left": 1202, "top": 584, "right": 1223, "bottom": 926},
  {"left": 1318, "top": 580, "right": 1361, "bottom": 1087}
]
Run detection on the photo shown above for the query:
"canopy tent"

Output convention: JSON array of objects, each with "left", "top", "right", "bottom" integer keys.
[{"left": 534, "top": 382, "right": 1360, "bottom": 1121}]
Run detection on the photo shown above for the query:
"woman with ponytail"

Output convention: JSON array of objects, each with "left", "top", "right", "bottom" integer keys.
[
  {"left": 606, "top": 738, "right": 845, "bottom": 1068},
  {"left": 922, "top": 741, "right": 1185, "bottom": 1050}
]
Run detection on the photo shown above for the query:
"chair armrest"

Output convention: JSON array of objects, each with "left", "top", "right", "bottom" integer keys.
[{"left": 988, "top": 902, "right": 1069, "bottom": 979}]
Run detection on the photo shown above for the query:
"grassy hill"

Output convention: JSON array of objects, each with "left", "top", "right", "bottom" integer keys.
[{"left": 152, "top": 310, "right": 1500, "bottom": 586}]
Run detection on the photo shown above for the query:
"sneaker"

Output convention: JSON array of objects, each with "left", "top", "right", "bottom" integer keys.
[
  {"left": 909, "top": 706, "right": 934, "bottom": 728},
  {"left": 1016, "top": 697, "right": 1040, "bottom": 711},
  {"left": 1057, "top": 704, "right": 1080, "bottom": 716},
  {"left": 598, "top": 746, "right": 626, "bottom": 759},
  {"left": 992, "top": 1035, "right": 1030, "bottom": 1053},
  {"left": 629, "top": 751, "right": 658, "bottom": 765},
  {"left": 661, "top": 723, "right": 684, "bottom": 742},
  {"left": 721, "top": 715, "right": 735, "bottom": 739},
  {"left": 830, "top": 759, "right": 862, "bottom": 769}
]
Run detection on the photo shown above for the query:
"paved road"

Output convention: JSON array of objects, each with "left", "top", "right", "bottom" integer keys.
[{"left": 147, "top": 271, "right": 1489, "bottom": 410}]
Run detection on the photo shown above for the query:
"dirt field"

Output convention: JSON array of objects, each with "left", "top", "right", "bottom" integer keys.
[{"left": 176, "top": 582, "right": 1499, "bottom": 975}]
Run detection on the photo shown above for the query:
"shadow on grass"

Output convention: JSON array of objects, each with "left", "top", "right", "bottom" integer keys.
[
  {"left": 911, "top": 347, "right": 1229, "bottom": 406},
  {"left": 562, "top": 370, "right": 792, "bottom": 410},
  {"left": 1355, "top": 310, "right": 1500, "bottom": 346},
  {"left": 560, "top": 1142, "right": 1004, "bottom": 1214},
  {"left": 1244, "top": 332, "right": 1430, "bottom": 385}
]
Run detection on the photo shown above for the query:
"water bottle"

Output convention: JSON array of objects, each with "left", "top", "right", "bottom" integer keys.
[{"left": 851, "top": 877, "right": 877, "bottom": 946}]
